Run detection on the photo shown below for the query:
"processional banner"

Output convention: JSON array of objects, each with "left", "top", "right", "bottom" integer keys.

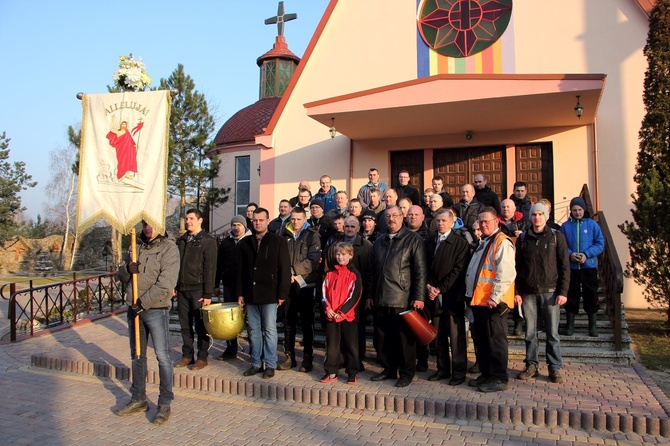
[{"left": 76, "top": 90, "right": 170, "bottom": 235}]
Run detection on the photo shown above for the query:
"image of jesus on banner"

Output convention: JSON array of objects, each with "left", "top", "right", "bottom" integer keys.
[{"left": 106, "top": 115, "right": 144, "bottom": 180}]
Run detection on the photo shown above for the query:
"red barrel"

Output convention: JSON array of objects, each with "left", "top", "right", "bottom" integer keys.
[{"left": 399, "top": 309, "right": 437, "bottom": 346}]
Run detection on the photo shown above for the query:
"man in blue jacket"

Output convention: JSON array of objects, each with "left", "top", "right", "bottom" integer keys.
[
  {"left": 313, "top": 175, "right": 338, "bottom": 213},
  {"left": 559, "top": 197, "right": 605, "bottom": 337}
]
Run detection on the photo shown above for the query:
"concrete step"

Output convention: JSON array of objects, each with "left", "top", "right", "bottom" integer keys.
[
  {"left": 507, "top": 333, "right": 632, "bottom": 350},
  {"left": 506, "top": 345, "right": 635, "bottom": 365}
]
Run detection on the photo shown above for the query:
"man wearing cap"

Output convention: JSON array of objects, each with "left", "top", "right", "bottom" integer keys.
[
  {"left": 214, "top": 215, "right": 252, "bottom": 360},
  {"left": 360, "top": 210, "right": 379, "bottom": 244},
  {"left": 115, "top": 220, "right": 179, "bottom": 425},
  {"left": 308, "top": 198, "right": 332, "bottom": 249},
  {"left": 560, "top": 197, "right": 605, "bottom": 337},
  {"left": 174, "top": 208, "right": 218, "bottom": 371},
  {"left": 514, "top": 203, "right": 570, "bottom": 384}
]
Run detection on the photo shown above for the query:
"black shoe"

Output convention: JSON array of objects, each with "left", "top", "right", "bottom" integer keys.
[
  {"left": 115, "top": 399, "right": 148, "bottom": 416},
  {"left": 299, "top": 356, "right": 313, "bottom": 373},
  {"left": 395, "top": 378, "right": 411, "bottom": 388},
  {"left": 216, "top": 349, "right": 237, "bottom": 361},
  {"left": 263, "top": 368, "right": 275, "bottom": 379},
  {"left": 448, "top": 377, "right": 465, "bottom": 386},
  {"left": 468, "top": 375, "right": 487, "bottom": 387},
  {"left": 416, "top": 362, "right": 428, "bottom": 372},
  {"left": 153, "top": 405, "right": 171, "bottom": 425},
  {"left": 346, "top": 374, "right": 358, "bottom": 385},
  {"left": 370, "top": 371, "right": 396, "bottom": 381},
  {"left": 478, "top": 378, "right": 508, "bottom": 393},
  {"left": 242, "top": 365, "right": 264, "bottom": 376},
  {"left": 427, "top": 371, "right": 450, "bottom": 382}
]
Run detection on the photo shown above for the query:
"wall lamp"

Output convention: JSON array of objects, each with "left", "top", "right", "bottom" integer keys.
[
  {"left": 329, "top": 117, "right": 337, "bottom": 139},
  {"left": 574, "top": 95, "right": 583, "bottom": 119}
]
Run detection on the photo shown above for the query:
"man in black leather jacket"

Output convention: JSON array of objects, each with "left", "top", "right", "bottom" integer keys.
[{"left": 366, "top": 205, "right": 427, "bottom": 388}]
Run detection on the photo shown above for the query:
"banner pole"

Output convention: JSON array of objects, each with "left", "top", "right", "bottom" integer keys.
[{"left": 130, "top": 227, "right": 141, "bottom": 359}]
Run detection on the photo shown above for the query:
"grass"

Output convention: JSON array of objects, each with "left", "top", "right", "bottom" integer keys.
[{"left": 626, "top": 309, "right": 670, "bottom": 371}]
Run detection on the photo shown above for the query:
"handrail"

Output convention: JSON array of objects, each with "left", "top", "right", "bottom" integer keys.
[
  {"left": 580, "top": 184, "right": 625, "bottom": 350},
  {"left": 593, "top": 211, "right": 624, "bottom": 350},
  {"left": 7, "top": 273, "right": 126, "bottom": 342}
]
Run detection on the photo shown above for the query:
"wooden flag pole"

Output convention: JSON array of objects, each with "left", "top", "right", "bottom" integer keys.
[{"left": 130, "top": 227, "right": 141, "bottom": 359}]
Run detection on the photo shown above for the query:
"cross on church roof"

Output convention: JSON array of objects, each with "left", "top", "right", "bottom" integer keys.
[{"left": 265, "top": 1, "right": 297, "bottom": 37}]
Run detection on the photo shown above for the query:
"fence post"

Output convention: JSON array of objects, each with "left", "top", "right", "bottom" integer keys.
[{"left": 9, "top": 283, "right": 16, "bottom": 342}]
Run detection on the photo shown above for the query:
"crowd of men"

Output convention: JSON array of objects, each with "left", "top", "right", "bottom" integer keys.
[{"left": 113, "top": 169, "right": 605, "bottom": 424}]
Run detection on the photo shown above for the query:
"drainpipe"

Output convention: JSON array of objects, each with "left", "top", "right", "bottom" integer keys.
[
  {"left": 348, "top": 138, "right": 354, "bottom": 194},
  {"left": 592, "top": 118, "right": 600, "bottom": 211}
]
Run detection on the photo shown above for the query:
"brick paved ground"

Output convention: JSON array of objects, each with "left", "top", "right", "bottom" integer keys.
[{"left": 1, "top": 315, "right": 670, "bottom": 444}]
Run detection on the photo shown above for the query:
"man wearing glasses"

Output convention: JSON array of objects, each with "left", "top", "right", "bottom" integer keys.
[
  {"left": 366, "top": 206, "right": 427, "bottom": 388},
  {"left": 464, "top": 207, "right": 516, "bottom": 392}
]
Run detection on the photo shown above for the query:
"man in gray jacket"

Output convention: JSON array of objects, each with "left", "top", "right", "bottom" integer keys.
[
  {"left": 115, "top": 220, "right": 179, "bottom": 425},
  {"left": 366, "top": 206, "right": 427, "bottom": 388}
]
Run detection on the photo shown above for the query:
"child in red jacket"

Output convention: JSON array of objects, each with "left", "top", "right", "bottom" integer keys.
[{"left": 320, "top": 242, "right": 362, "bottom": 384}]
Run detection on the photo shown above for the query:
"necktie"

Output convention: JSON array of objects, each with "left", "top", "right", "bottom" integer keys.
[{"left": 435, "top": 234, "right": 446, "bottom": 253}]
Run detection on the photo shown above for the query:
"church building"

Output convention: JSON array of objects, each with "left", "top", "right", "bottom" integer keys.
[{"left": 209, "top": 0, "right": 654, "bottom": 308}]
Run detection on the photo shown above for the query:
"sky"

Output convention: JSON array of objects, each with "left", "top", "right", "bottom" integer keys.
[{"left": 0, "top": 0, "right": 329, "bottom": 221}]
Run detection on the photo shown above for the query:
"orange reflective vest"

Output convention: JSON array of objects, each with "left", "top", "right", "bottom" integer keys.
[{"left": 471, "top": 232, "right": 515, "bottom": 308}]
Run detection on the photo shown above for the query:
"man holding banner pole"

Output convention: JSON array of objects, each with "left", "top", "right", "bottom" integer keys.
[{"left": 116, "top": 221, "right": 179, "bottom": 424}]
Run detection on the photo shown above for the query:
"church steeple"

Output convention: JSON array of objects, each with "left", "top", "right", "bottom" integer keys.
[{"left": 257, "top": 2, "right": 300, "bottom": 99}]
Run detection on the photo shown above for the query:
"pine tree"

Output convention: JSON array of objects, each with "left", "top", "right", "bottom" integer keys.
[
  {"left": 159, "top": 64, "right": 229, "bottom": 233},
  {"left": 619, "top": 0, "right": 670, "bottom": 323},
  {"left": 0, "top": 132, "right": 37, "bottom": 241}
]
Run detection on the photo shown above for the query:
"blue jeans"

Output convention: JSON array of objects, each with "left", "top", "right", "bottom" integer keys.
[
  {"left": 246, "top": 303, "right": 278, "bottom": 369},
  {"left": 128, "top": 308, "right": 174, "bottom": 406},
  {"left": 521, "top": 292, "right": 562, "bottom": 372}
]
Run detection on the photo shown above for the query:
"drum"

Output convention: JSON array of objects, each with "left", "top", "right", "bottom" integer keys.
[{"left": 201, "top": 303, "right": 245, "bottom": 341}]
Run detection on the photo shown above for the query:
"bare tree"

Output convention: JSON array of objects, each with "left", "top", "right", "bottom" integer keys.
[{"left": 45, "top": 144, "right": 78, "bottom": 269}]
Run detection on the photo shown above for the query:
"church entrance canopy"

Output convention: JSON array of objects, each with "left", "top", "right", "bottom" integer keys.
[{"left": 304, "top": 74, "right": 606, "bottom": 140}]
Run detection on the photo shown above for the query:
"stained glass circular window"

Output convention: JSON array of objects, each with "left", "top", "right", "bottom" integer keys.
[{"left": 418, "top": 0, "right": 513, "bottom": 58}]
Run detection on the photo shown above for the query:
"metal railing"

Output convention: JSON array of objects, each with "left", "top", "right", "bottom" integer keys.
[
  {"left": 2, "top": 273, "right": 126, "bottom": 342},
  {"left": 581, "top": 184, "right": 625, "bottom": 350}
]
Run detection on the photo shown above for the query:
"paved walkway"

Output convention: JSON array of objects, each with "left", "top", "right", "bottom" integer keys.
[{"left": 1, "top": 315, "right": 669, "bottom": 445}]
